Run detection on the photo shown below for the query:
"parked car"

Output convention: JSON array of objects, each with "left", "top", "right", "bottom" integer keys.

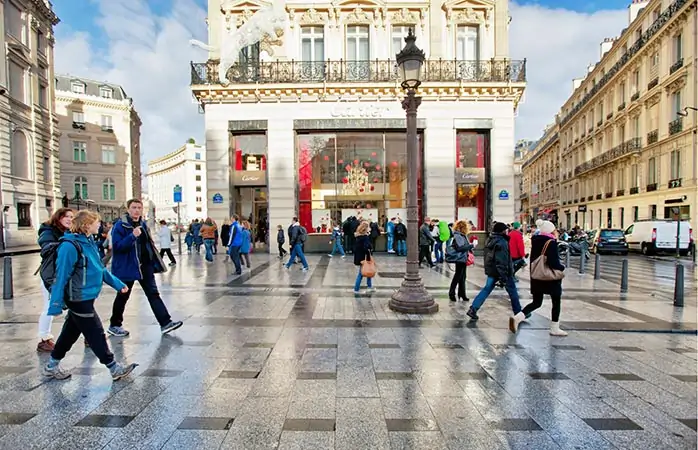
[
  {"left": 623, "top": 220, "right": 693, "bottom": 256},
  {"left": 591, "top": 228, "right": 628, "bottom": 255}
]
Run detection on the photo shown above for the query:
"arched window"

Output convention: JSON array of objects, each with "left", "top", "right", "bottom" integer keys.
[
  {"left": 102, "top": 177, "right": 115, "bottom": 201},
  {"left": 74, "top": 176, "right": 88, "bottom": 199},
  {"left": 10, "top": 131, "right": 29, "bottom": 179}
]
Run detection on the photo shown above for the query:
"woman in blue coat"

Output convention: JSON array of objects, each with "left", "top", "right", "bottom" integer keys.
[{"left": 240, "top": 220, "right": 252, "bottom": 268}]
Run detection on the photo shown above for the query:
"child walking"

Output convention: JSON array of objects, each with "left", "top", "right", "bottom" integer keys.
[{"left": 277, "top": 224, "right": 287, "bottom": 259}]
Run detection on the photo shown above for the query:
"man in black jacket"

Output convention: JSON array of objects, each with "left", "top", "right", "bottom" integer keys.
[
  {"left": 466, "top": 222, "right": 525, "bottom": 333},
  {"left": 418, "top": 217, "right": 435, "bottom": 268}
]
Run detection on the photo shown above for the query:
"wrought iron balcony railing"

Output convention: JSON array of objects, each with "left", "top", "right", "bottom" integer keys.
[
  {"left": 631, "top": 91, "right": 640, "bottom": 101},
  {"left": 606, "top": 112, "right": 613, "bottom": 120},
  {"left": 587, "top": 195, "right": 594, "bottom": 201},
  {"left": 647, "top": 77, "right": 659, "bottom": 90},
  {"left": 630, "top": 186, "right": 639, "bottom": 195},
  {"left": 647, "top": 183, "right": 658, "bottom": 192},
  {"left": 616, "top": 189, "right": 625, "bottom": 196},
  {"left": 605, "top": 192, "right": 613, "bottom": 198},
  {"left": 647, "top": 129, "right": 659, "bottom": 144},
  {"left": 617, "top": 102, "right": 626, "bottom": 111},
  {"left": 597, "top": 119, "right": 603, "bottom": 126},
  {"left": 596, "top": 194, "right": 603, "bottom": 200},
  {"left": 558, "top": 0, "right": 689, "bottom": 126},
  {"left": 670, "top": 58, "right": 684, "bottom": 74},
  {"left": 573, "top": 137, "right": 642, "bottom": 176},
  {"left": 190, "top": 58, "right": 527, "bottom": 86},
  {"left": 669, "top": 178, "right": 682, "bottom": 188},
  {"left": 669, "top": 117, "right": 683, "bottom": 135}
]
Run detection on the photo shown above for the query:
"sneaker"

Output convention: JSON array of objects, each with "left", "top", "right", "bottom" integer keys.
[
  {"left": 107, "top": 326, "right": 130, "bottom": 337},
  {"left": 168, "top": 262, "right": 176, "bottom": 266},
  {"left": 341, "top": 255, "right": 346, "bottom": 259},
  {"left": 351, "top": 290, "right": 361, "bottom": 294},
  {"left": 161, "top": 320, "right": 183, "bottom": 335},
  {"left": 37, "top": 339, "right": 55, "bottom": 353},
  {"left": 109, "top": 362, "right": 138, "bottom": 381},
  {"left": 466, "top": 307, "right": 479, "bottom": 321},
  {"left": 301, "top": 267, "right": 309, "bottom": 272},
  {"left": 328, "top": 254, "right": 333, "bottom": 257},
  {"left": 43, "top": 362, "right": 71, "bottom": 380},
  {"left": 366, "top": 287, "right": 376, "bottom": 293}
]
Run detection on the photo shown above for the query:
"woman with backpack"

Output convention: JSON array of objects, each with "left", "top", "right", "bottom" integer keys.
[
  {"left": 352, "top": 221, "right": 374, "bottom": 294},
  {"left": 43, "top": 210, "right": 138, "bottom": 381},
  {"left": 36, "top": 208, "right": 75, "bottom": 353},
  {"left": 447, "top": 220, "right": 474, "bottom": 302}
]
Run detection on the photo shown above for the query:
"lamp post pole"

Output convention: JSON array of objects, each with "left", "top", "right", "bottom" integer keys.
[{"left": 389, "top": 29, "right": 438, "bottom": 314}]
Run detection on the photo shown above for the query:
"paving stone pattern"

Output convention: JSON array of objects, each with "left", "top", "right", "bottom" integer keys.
[{"left": 0, "top": 251, "right": 695, "bottom": 449}]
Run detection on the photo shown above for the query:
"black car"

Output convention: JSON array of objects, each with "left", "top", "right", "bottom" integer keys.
[{"left": 592, "top": 228, "right": 629, "bottom": 255}]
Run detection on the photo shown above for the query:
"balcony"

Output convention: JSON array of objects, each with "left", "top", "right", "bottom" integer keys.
[
  {"left": 647, "top": 77, "right": 659, "bottom": 90},
  {"left": 669, "top": 117, "right": 683, "bottom": 135},
  {"left": 597, "top": 119, "right": 603, "bottom": 127},
  {"left": 606, "top": 112, "right": 613, "bottom": 120},
  {"left": 646, "top": 183, "right": 658, "bottom": 192},
  {"left": 669, "top": 178, "right": 682, "bottom": 189},
  {"left": 72, "top": 121, "right": 85, "bottom": 130},
  {"left": 670, "top": 58, "right": 684, "bottom": 74},
  {"left": 647, "top": 129, "right": 659, "bottom": 144},
  {"left": 581, "top": 131, "right": 586, "bottom": 138},
  {"left": 616, "top": 189, "right": 625, "bottom": 196},
  {"left": 190, "top": 58, "right": 527, "bottom": 86},
  {"left": 588, "top": 126, "right": 594, "bottom": 133},
  {"left": 587, "top": 195, "right": 594, "bottom": 201},
  {"left": 631, "top": 92, "right": 640, "bottom": 101},
  {"left": 605, "top": 192, "right": 613, "bottom": 198},
  {"left": 596, "top": 194, "right": 603, "bottom": 200},
  {"left": 573, "top": 137, "right": 642, "bottom": 176},
  {"left": 101, "top": 125, "right": 114, "bottom": 133},
  {"left": 617, "top": 102, "right": 626, "bottom": 111},
  {"left": 630, "top": 186, "right": 639, "bottom": 195}
]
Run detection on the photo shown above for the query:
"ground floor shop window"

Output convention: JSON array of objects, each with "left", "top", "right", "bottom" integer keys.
[
  {"left": 664, "top": 205, "right": 690, "bottom": 220},
  {"left": 297, "top": 131, "right": 422, "bottom": 232},
  {"left": 17, "top": 203, "right": 31, "bottom": 228},
  {"left": 456, "top": 130, "right": 489, "bottom": 230},
  {"left": 456, "top": 184, "right": 486, "bottom": 230}
]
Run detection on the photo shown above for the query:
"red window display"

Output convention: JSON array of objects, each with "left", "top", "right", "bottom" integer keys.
[
  {"left": 231, "top": 134, "right": 267, "bottom": 172},
  {"left": 456, "top": 131, "right": 489, "bottom": 231}
]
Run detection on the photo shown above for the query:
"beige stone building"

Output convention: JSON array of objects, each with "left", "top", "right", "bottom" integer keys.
[
  {"left": 55, "top": 75, "right": 142, "bottom": 211},
  {"left": 555, "top": 0, "right": 697, "bottom": 231},
  {"left": 521, "top": 124, "right": 560, "bottom": 226},
  {"left": 192, "top": 0, "right": 526, "bottom": 248},
  {"left": 0, "top": 0, "right": 61, "bottom": 248}
]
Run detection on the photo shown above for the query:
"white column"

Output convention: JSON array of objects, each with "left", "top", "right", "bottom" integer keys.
[
  {"left": 267, "top": 119, "right": 296, "bottom": 230},
  {"left": 424, "top": 118, "right": 455, "bottom": 222},
  {"left": 204, "top": 105, "right": 230, "bottom": 225},
  {"left": 491, "top": 115, "right": 515, "bottom": 223}
]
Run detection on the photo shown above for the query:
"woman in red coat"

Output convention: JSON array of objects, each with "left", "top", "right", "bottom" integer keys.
[{"left": 509, "top": 222, "right": 527, "bottom": 280}]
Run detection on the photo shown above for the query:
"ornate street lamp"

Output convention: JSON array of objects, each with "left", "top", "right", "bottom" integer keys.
[{"left": 389, "top": 29, "right": 438, "bottom": 314}]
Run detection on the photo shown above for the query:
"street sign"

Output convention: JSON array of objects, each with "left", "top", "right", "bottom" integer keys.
[
  {"left": 213, "top": 193, "right": 223, "bottom": 204},
  {"left": 498, "top": 190, "right": 509, "bottom": 200},
  {"left": 173, "top": 185, "right": 182, "bottom": 203}
]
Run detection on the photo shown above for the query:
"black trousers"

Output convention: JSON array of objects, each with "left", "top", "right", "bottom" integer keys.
[
  {"left": 449, "top": 262, "right": 468, "bottom": 299},
  {"left": 419, "top": 245, "right": 433, "bottom": 266},
  {"left": 52, "top": 300, "right": 114, "bottom": 366},
  {"left": 278, "top": 243, "right": 287, "bottom": 256},
  {"left": 523, "top": 292, "right": 562, "bottom": 322},
  {"left": 110, "top": 263, "right": 171, "bottom": 328},
  {"left": 159, "top": 248, "right": 176, "bottom": 264}
]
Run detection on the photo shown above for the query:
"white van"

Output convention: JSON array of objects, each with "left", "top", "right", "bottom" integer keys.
[{"left": 623, "top": 220, "right": 693, "bottom": 256}]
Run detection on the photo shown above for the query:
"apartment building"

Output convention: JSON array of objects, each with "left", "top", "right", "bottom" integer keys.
[
  {"left": 557, "top": 0, "right": 696, "bottom": 230},
  {"left": 521, "top": 125, "right": 561, "bottom": 226},
  {"left": 191, "top": 0, "right": 526, "bottom": 246},
  {"left": 55, "top": 75, "right": 142, "bottom": 208},
  {"left": 0, "top": 0, "right": 61, "bottom": 248}
]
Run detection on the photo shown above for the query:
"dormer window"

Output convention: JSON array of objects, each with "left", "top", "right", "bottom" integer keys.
[
  {"left": 71, "top": 82, "right": 85, "bottom": 94},
  {"left": 100, "top": 87, "right": 113, "bottom": 99}
]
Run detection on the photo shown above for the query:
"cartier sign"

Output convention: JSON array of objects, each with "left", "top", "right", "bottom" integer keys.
[
  {"left": 455, "top": 167, "right": 486, "bottom": 184},
  {"left": 233, "top": 170, "right": 266, "bottom": 186},
  {"left": 330, "top": 104, "right": 389, "bottom": 118}
]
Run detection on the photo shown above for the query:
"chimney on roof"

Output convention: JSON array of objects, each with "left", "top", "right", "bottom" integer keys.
[
  {"left": 600, "top": 37, "right": 615, "bottom": 59},
  {"left": 587, "top": 63, "right": 596, "bottom": 74},
  {"left": 628, "top": 0, "right": 649, "bottom": 25}
]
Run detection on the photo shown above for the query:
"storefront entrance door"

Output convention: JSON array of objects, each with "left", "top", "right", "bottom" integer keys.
[{"left": 234, "top": 187, "right": 269, "bottom": 251}]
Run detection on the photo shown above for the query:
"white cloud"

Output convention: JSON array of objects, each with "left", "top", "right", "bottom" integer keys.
[
  {"left": 510, "top": 2, "right": 628, "bottom": 141},
  {"left": 54, "top": 0, "right": 208, "bottom": 176}
]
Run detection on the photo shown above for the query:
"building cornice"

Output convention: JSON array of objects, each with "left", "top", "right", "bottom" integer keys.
[
  {"left": 29, "top": 0, "right": 60, "bottom": 26},
  {"left": 56, "top": 95, "right": 134, "bottom": 112}
]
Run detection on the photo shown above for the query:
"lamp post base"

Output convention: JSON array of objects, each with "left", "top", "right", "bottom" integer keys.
[{"left": 389, "top": 276, "right": 439, "bottom": 314}]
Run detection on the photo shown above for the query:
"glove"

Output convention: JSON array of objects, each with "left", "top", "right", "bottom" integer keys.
[{"left": 47, "top": 301, "right": 65, "bottom": 316}]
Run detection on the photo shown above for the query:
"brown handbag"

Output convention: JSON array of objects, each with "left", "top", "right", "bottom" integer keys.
[
  {"left": 361, "top": 251, "right": 377, "bottom": 278},
  {"left": 529, "top": 240, "right": 565, "bottom": 281}
]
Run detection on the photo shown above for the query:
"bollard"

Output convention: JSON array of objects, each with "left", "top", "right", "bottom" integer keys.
[
  {"left": 565, "top": 250, "right": 570, "bottom": 268},
  {"left": 620, "top": 259, "right": 629, "bottom": 293},
  {"left": 594, "top": 253, "right": 601, "bottom": 280},
  {"left": 579, "top": 252, "right": 586, "bottom": 274},
  {"left": 3, "top": 257, "right": 13, "bottom": 300},
  {"left": 673, "top": 263, "right": 684, "bottom": 307}
]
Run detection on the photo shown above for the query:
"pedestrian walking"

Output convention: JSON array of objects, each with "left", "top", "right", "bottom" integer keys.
[
  {"left": 158, "top": 220, "right": 176, "bottom": 266},
  {"left": 432, "top": 219, "right": 443, "bottom": 263},
  {"left": 228, "top": 215, "right": 244, "bottom": 274},
  {"left": 352, "top": 221, "right": 374, "bottom": 293},
  {"left": 419, "top": 217, "right": 435, "bottom": 268},
  {"left": 201, "top": 217, "right": 217, "bottom": 262},
  {"left": 466, "top": 222, "right": 526, "bottom": 333},
  {"left": 36, "top": 208, "right": 74, "bottom": 353},
  {"left": 394, "top": 218, "right": 407, "bottom": 256},
  {"left": 42, "top": 210, "right": 138, "bottom": 381},
  {"left": 107, "top": 199, "right": 183, "bottom": 337},
  {"left": 522, "top": 221, "right": 568, "bottom": 336},
  {"left": 438, "top": 219, "right": 451, "bottom": 262},
  {"left": 240, "top": 220, "right": 252, "bottom": 268},
  {"left": 221, "top": 220, "right": 231, "bottom": 258},
  {"left": 285, "top": 217, "right": 309, "bottom": 271},
  {"left": 446, "top": 220, "right": 473, "bottom": 302},
  {"left": 509, "top": 221, "right": 527, "bottom": 282},
  {"left": 369, "top": 220, "right": 380, "bottom": 251},
  {"left": 386, "top": 218, "right": 396, "bottom": 253},
  {"left": 329, "top": 222, "right": 345, "bottom": 257},
  {"left": 276, "top": 224, "right": 287, "bottom": 259}
]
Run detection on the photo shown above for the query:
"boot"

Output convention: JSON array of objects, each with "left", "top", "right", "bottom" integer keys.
[
  {"left": 549, "top": 322, "right": 568, "bottom": 337},
  {"left": 509, "top": 312, "right": 526, "bottom": 333}
]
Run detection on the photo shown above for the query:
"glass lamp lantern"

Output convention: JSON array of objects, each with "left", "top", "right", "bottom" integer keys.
[{"left": 395, "top": 28, "right": 425, "bottom": 90}]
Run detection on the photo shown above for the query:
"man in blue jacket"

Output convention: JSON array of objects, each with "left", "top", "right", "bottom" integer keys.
[
  {"left": 107, "top": 199, "right": 183, "bottom": 337},
  {"left": 227, "top": 214, "right": 243, "bottom": 274}
]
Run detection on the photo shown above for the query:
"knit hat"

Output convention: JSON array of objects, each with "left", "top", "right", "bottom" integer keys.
[
  {"left": 493, "top": 222, "right": 508, "bottom": 234},
  {"left": 539, "top": 220, "right": 556, "bottom": 234},
  {"left": 535, "top": 219, "right": 543, "bottom": 227},
  {"left": 512, "top": 221, "right": 521, "bottom": 229}
]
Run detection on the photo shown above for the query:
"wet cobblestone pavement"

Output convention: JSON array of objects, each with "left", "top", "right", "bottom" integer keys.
[{"left": 0, "top": 251, "right": 695, "bottom": 449}]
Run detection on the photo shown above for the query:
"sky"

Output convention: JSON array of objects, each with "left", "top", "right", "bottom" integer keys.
[{"left": 53, "top": 0, "right": 629, "bottom": 165}]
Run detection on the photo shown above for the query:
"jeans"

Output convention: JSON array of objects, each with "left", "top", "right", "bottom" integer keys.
[
  {"left": 285, "top": 243, "right": 308, "bottom": 269},
  {"left": 354, "top": 266, "right": 373, "bottom": 291},
  {"left": 419, "top": 245, "right": 434, "bottom": 266},
  {"left": 434, "top": 241, "right": 443, "bottom": 263},
  {"left": 230, "top": 245, "right": 242, "bottom": 274},
  {"left": 52, "top": 300, "right": 114, "bottom": 366},
  {"left": 387, "top": 234, "right": 394, "bottom": 252},
  {"left": 204, "top": 239, "right": 214, "bottom": 262},
  {"left": 396, "top": 239, "right": 406, "bottom": 256},
  {"left": 471, "top": 276, "right": 522, "bottom": 314},
  {"left": 331, "top": 240, "right": 345, "bottom": 256},
  {"left": 38, "top": 284, "right": 54, "bottom": 340},
  {"left": 159, "top": 248, "right": 176, "bottom": 264},
  {"left": 109, "top": 263, "right": 172, "bottom": 328},
  {"left": 449, "top": 262, "right": 468, "bottom": 299},
  {"left": 523, "top": 292, "right": 562, "bottom": 322}
]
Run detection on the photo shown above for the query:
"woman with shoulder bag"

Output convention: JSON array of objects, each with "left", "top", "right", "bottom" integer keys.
[
  {"left": 352, "top": 221, "right": 374, "bottom": 294},
  {"left": 522, "top": 220, "right": 568, "bottom": 336},
  {"left": 447, "top": 220, "right": 474, "bottom": 302}
]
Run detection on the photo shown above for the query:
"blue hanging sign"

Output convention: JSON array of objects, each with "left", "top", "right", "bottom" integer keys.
[
  {"left": 498, "top": 190, "right": 509, "bottom": 201},
  {"left": 173, "top": 185, "right": 182, "bottom": 203},
  {"left": 212, "top": 193, "right": 224, "bottom": 204}
]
